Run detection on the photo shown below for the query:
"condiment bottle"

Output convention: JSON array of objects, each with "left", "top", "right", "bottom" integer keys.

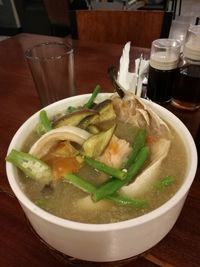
[
  {"left": 172, "top": 25, "right": 200, "bottom": 111},
  {"left": 196, "top": 125, "right": 200, "bottom": 166},
  {"left": 146, "top": 39, "right": 181, "bottom": 104}
]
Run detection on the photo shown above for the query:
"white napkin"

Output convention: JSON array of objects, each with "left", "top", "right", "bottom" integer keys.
[{"left": 117, "top": 42, "right": 149, "bottom": 97}]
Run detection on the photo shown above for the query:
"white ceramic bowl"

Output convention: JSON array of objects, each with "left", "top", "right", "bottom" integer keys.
[{"left": 6, "top": 94, "right": 198, "bottom": 262}]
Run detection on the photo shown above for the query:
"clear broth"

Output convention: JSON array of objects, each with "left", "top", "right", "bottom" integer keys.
[{"left": 18, "top": 121, "right": 187, "bottom": 224}]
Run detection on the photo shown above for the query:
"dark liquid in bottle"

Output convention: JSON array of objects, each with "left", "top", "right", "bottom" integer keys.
[
  {"left": 172, "top": 64, "right": 200, "bottom": 110},
  {"left": 147, "top": 66, "right": 177, "bottom": 103},
  {"left": 196, "top": 125, "right": 200, "bottom": 166}
]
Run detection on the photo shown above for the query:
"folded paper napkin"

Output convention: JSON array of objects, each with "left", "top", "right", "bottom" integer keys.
[{"left": 117, "top": 42, "right": 149, "bottom": 97}]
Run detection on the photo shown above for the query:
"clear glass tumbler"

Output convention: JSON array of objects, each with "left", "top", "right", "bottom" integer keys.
[{"left": 25, "top": 42, "right": 75, "bottom": 107}]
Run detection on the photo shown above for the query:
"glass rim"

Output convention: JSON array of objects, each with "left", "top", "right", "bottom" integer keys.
[
  {"left": 25, "top": 41, "right": 73, "bottom": 61},
  {"left": 152, "top": 38, "right": 182, "bottom": 49}
]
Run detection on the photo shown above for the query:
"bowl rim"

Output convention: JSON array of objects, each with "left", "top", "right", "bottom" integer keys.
[{"left": 6, "top": 93, "right": 198, "bottom": 232}]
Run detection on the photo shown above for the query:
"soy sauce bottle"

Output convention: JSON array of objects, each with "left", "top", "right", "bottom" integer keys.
[
  {"left": 147, "top": 39, "right": 181, "bottom": 104},
  {"left": 196, "top": 125, "right": 200, "bottom": 166},
  {"left": 172, "top": 25, "right": 200, "bottom": 111}
]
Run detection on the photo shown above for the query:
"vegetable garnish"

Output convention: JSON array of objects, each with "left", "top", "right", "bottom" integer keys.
[
  {"left": 64, "top": 172, "right": 147, "bottom": 208},
  {"left": 125, "top": 129, "right": 147, "bottom": 169},
  {"left": 83, "top": 125, "right": 116, "bottom": 158},
  {"left": 125, "top": 146, "right": 150, "bottom": 183},
  {"left": 155, "top": 175, "right": 175, "bottom": 191},
  {"left": 83, "top": 84, "right": 101, "bottom": 109},
  {"left": 36, "top": 110, "right": 52, "bottom": 135},
  {"left": 54, "top": 110, "right": 96, "bottom": 128},
  {"left": 64, "top": 173, "right": 96, "bottom": 194},
  {"left": 85, "top": 156, "right": 127, "bottom": 180},
  {"left": 6, "top": 149, "right": 52, "bottom": 185},
  {"left": 64, "top": 84, "right": 100, "bottom": 115},
  {"left": 92, "top": 146, "right": 150, "bottom": 202},
  {"left": 107, "top": 194, "right": 148, "bottom": 208}
]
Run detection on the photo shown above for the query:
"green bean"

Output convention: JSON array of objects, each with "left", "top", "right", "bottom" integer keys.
[
  {"left": 63, "top": 173, "right": 147, "bottom": 208},
  {"left": 155, "top": 175, "right": 175, "bottom": 191},
  {"left": 36, "top": 110, "right": 52, "bottom": 135},
  {"left": 107, "top": 194, "right": 148, "bottom": 208},
  {"left": 83, "top": 84, "right": 101, "bottom": 109},
  {"left": 92, "top": 146, "right": 150, "bottom": 202},
  {"left": 66, "top": 85, "right": 100, "bottom": 114},
  {"left": 6, "top": 149, "right": 52, "bottom": 184},
  {"left": 85, "top": 156, "right": 127, "bottom": 180},
  {"left": 125, "top": 146, "right": 150, "bottom": 183},
  {"left": 39, "top": 110, "right": 52, "bottom": 133},
  {"left": 92, "top": 178, "right": 124, "bottom": 202},
  {"left": 125, "top": 128, "right": 147, "bottom": 169},
  {"left": 64, "top": 173, "right": 96, "bottom": 194}
]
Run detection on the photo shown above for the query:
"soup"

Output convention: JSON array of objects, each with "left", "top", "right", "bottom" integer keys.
[{"left": 6, "top": 91, "right": 188, "bottom": 224}]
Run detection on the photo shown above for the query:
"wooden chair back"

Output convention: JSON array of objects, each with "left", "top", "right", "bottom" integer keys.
[
  {"left": 42, "top": 0, "right": 70, "bottom": 27},
  {"left": 75, "top": 10, "right": 171, "bottom": 48}
]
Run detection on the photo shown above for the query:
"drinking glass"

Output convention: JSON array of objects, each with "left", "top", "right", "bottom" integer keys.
[{"left": 25, "top": 42, "right": 75, "bottom": 107}]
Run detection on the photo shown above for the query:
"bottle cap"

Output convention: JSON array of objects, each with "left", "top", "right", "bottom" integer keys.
[{"left": 150, "top": 39, "right": 181, "bottom": 70}]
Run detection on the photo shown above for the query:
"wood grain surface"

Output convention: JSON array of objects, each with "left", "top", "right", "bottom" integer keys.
[
  {"left": 76, "top": 10, "right": 164, "bottom": 48},
  {"left": 0, "top": 33, "right": 199, "bottom": 267}
]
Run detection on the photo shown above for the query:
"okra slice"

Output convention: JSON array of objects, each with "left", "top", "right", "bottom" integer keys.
[{"left": 6, "top": 149, "right": 52, "bottom": 185}]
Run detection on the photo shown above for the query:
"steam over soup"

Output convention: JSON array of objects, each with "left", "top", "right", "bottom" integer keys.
[{"left": 6, "top": 89, "right": 187, "bottom": 224}]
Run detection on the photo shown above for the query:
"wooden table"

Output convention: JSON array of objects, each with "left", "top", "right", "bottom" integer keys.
[{"left": 0, "top": 33, "right": 199, "bottom": 267}]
